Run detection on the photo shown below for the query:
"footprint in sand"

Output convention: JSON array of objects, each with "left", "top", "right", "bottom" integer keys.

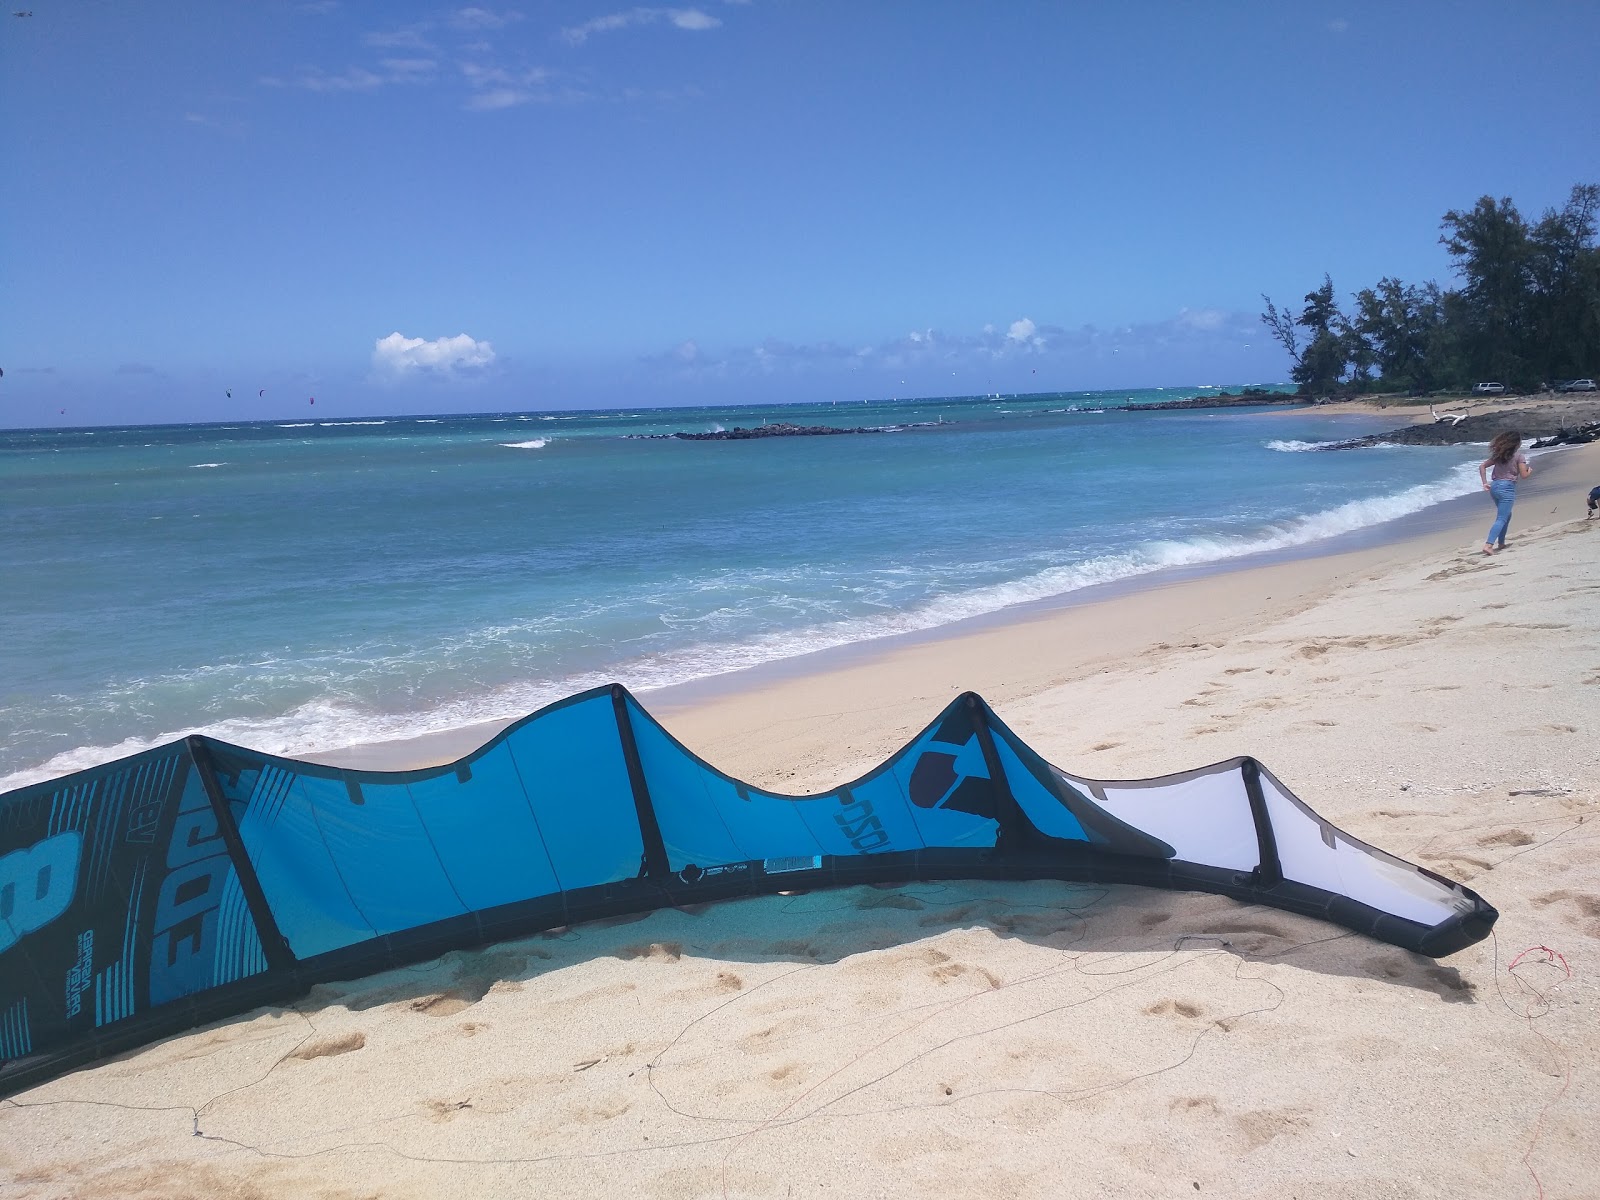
[
  {"left": 764, "top": 938, "right": 823, "bottom": 959},
  {"left": 1362, "top": 954, "right": 1475, "bottom": 999},
  {"left": 1476, "top": 828, "right": 1534, "bottom": 848},
  {"left": 571, "top": 1097, "right": 632, "bottom": 1123},
  {"left": 767, "top": 1062, "right": 806, "bottom": 1087},
  {"left": 409, "top": 992, "right": 474, "bottom": 1017},
  {"left": 919, "top": 903, "right": 980, "bottom": 927},
  {"left": 1233, "top": 1106, "right": 1312, "bottom": 1151},
  {"left": 1144, "top": 998, "right": 1204, "bottom": 1019},
  {"left": 1416, "top": 851, "right": 1492, "bottom": 881},
  {"left": 930, "top": 961, "right": 1002, "bottom": 988},
  {"left": 615, "top": 941, "right": 683, "bottom": 961},
  {"left": 290, "top": 1031, "right": 366, "bottom": 1060},
  {"left": 424, "top": 1098, "right": 474, "bottom": 1123},
  {"left": 1365, "top": 955, "right": 1407, "bottom": 980},
  {"left": 1532, "top": 890, "right": 1600, "bottom": 937},
  {"left": 1425, "top": 561, "right": 1496, "bottom": 581},
  {"left": 854, "top": 890, "right": 924, "bottom": 911}
]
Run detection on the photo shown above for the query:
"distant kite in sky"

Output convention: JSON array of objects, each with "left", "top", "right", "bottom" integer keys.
[
  {"left": 226, "top": 389, "right": 232, "bottom": 399},
  {"left": 259, "top": 389, "right": 265, "bottom": 398}
]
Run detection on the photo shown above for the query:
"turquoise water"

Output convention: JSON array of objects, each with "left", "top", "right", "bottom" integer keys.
[{"left": 0, "top": 387, "right": 1486, "bottom": 788}]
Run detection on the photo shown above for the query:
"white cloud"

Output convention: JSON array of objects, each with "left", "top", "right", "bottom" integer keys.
[
  {"left": 670, "top": 8, "right": 719, "bottom": 30},
  {"left": 364, "top": 27, "right": 436, "bottom": 51},
  {"left": 460, "top": 62, "right": 554, "bottom": 109},
  {"left": 372, "top": 332, "right": 496, "bottom": 377},
  {"left": 643, "top": 306, "right": 1261, "bottom": 383},
  {"left": 562, "top": 7, "right": 722, "bottom": 45},
  {"left": 264, "top": 56, "right": 445, "bottom": 94},
  {"left": 382, "top": 58, "right": 438, "bottom": 81},
  {"left": 1176, "top": 307, "right": 1226, "bottom": 331},
  {"left": 466, "top": 87, "right": 531, "bottom": 110},
  {"left": 287, "top": 66, "right": 385, "bottom": 92},
  {"left": 1327, "top": 18, "right": 1350, "bottom": 33},
  {"left": 452, "top": 7, "right": 522, "bottom": 30}
]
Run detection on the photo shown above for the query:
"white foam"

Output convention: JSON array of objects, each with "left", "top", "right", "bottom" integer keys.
[
  {"left": 319, "top": 421, "right": 388, "bottom": 427},
  {"left": 277, "top": 423, "right": 316, "bottom": 428},
  {"left": 500, "top": 439, "right": 550, "bottom": 449},
  {"left": 0, "top": 460, "right": 1495, "bottom": 791},
  {"left": 1266, "top": 439, "right": 1339, "bottom": 452},
  {"left": 189, "top": 462, "right": 227, "bottom": 469}
]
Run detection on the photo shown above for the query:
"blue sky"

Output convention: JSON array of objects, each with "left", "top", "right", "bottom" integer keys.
[{"left": 2, "top": 2, "right": 1597, "bottom": 426}]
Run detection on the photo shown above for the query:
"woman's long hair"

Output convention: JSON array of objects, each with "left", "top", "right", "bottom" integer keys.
[{"left": 1487, "top": 431, "right": 1522, "bottom": 464}]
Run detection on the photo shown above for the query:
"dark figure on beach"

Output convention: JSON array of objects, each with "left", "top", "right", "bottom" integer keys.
[
  {"left": 1587, "top": 485, "right": 1600, "bottom": 518},
  {"left": 1478, "top": 431, "right": 1531, "bottom": 555}
]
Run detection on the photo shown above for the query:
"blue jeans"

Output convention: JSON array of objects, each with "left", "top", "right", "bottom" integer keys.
[{"left": 1486, "top": 479, "right": 1516, "bottom": 547}]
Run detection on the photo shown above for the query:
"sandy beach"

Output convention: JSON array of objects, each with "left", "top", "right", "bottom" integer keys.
[{"left": 3, "top": 442, "right": 1597, "bottom": 1199}]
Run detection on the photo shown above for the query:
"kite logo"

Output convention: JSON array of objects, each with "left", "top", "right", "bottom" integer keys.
[
  {"left": 834, "top": 795, "right": 891, "bottom": 852},
  {"left": 908, "top": 735, "right": 997, "bottom": 820},
  {"left": 147, "top": 778, "right": 234, "bottom": 1004},
  {"left": 0, "top": 831, "right": 83, "bottom": 954},
  {"left": 63, "top": 930, "right": 94, "bottom": 1018}
]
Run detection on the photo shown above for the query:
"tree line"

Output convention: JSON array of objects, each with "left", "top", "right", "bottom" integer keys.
[{"left": 1261, "top": 183, "right": 1599, "bottom": 396}]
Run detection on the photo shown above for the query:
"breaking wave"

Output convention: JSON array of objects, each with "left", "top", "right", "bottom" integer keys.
[{"left": 0, "top": 460, "right": 1490, "bottom": 794}]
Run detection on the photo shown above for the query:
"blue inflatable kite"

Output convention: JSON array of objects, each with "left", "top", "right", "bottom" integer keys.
[{"left": 0, "top": 685, "right": 1495, "bottom": 1094}]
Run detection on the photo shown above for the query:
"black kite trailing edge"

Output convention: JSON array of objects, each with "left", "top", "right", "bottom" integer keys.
[{"left": 0, "top": 685, "right": 1496, "bottom": 1094}]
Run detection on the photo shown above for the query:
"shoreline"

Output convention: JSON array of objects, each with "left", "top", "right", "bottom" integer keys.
[
  {"left": 8, "top": 443, "right": 1598, "bottom": 1198},
  {"left": 308, "top": 438, "right": 1599, "bottom": 778}
]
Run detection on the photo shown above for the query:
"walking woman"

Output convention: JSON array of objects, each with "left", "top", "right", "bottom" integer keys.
[{"left": 1479, "top": 430, "right": 1531, "bottom": 555}]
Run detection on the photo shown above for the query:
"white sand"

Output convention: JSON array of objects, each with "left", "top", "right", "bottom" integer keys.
[{"left": 3, "top": 445, "right": 1598, "bottom": 1200}]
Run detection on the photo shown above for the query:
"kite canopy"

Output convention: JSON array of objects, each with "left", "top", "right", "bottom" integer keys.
[{"left": 0, "top": 685, "right": 1495, "bottom": 1094}]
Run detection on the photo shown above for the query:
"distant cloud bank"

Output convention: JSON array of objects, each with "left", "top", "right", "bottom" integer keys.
[
  {"left": 372, "top": 331, "right": 496, "bottom": 378},
  {"left": 562, "top": 7, "right": 723, "bottom": 45},
  {"left": 642, "top": 307, "right": 1263, "bottom": 386}
]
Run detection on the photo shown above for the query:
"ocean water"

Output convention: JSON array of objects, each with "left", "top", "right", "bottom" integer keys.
[{"left": 0, "top": 387, "right": 1487, "bottom": 790}]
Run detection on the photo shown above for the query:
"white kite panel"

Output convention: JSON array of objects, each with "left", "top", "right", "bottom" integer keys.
[
  {"left": 1091, "top": 767, "right": 1259, "bottom": 872},
  {"left": 1259, "top": 775, "right": 1465, "bottom": 927}
]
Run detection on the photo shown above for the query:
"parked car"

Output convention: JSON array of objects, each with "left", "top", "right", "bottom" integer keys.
[
  {"left": 1559, "top": 378, "right": 1597, "bottom": 392},
  {"left": 1473, "top": 382, "right": 1506, "bottom": 393}
]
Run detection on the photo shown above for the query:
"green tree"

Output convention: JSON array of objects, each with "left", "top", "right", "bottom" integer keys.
[
  {"left": 1439, "top": 196, "right": 1533, "bottom": 385},
  {"left": 1260, "top": 276, "right": 1348, "bottom": 397},
  {"left": 1526, "top": 183, "right": 1600, "bottom": 382},
  {"left": 1293, "top": 275, "right": 1348, "bottom": 396},
  {"left": 1350, "top": 278, "right": 1444, "bottom": 392}
]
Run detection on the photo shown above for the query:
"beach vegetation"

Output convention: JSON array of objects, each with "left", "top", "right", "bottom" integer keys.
[{"left": 1262, "top": 182, "right": 1600, "bottom": 397}]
